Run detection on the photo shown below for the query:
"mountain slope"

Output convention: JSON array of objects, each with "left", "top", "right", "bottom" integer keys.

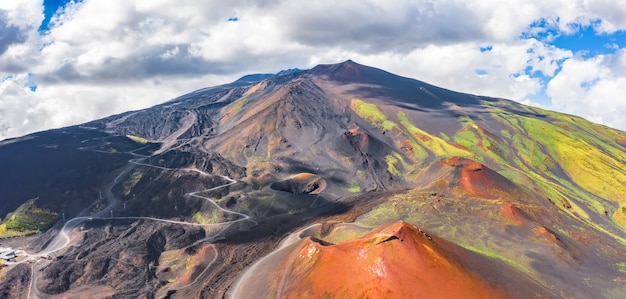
[
  {"left": 230, "top": 221, "right": 553, "bottom": 298},
  {"left": 0, "top": 60, "right": 625, "bottom": 298}
]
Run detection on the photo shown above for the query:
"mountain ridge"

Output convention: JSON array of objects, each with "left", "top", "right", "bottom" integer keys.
[{"left": 0, "top": 60, "right": 625, "bottom": 298}]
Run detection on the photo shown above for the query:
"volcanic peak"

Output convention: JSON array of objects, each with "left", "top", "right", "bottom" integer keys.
[
  {"left": 308, "top": 59, "right": 398, "bottom": 84},
  {"left": 279, "top": 221, "right": 511, "bottom": 299},
  {"left": 438, "top": 157, "right": 521, "bottom": 199}
]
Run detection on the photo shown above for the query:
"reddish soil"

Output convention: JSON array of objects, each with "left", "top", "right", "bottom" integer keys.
[
  {"left": 180, "top": 245, "right": 215, "bottom": 284},
  {"left": 270, "top": 173, "right": 327, "bottom": 195},
  {"left": 344, "top": 129, "right": 370, "bottom": 151},
  {"left": 279, "top": 221, "right": 512, "bottom": 299},
  {"left": 501, "top": 203, "right": 526, "bottom": 225},
  {"left": 291, "top": 173, "right": 316, "bottom": 180},
  {"left": 398, "top": 140, "right": 416, "bottom": 159},
  {"left": 534, "top": 227, "right": 562, "bottom": 246},
  {"left": 442, "top": 157, "right": 519, "bottom": 199},
  {"left": 4, "top": 60, "right": 624, "bottom": 299}
]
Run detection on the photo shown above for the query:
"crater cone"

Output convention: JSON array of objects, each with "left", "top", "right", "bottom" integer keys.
[
  {"left": 279, "top": 221, "right": 514, "bottom": 299},
  {"left": 270, "top": 173, "right": 327, "bottom": 195}
]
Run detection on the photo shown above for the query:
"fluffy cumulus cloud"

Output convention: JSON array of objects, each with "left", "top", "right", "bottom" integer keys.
[
  {"left": 547, "top": 49, "right": 626, "bottom": 129},
  {"left": 1, "top": 0, "right": 626, "bottom": 140}
]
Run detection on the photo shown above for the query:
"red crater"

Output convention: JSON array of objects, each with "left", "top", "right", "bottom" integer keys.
[
  {"left": 278, "top": 221, "right": 512, "bottom": 299},
  {"left": 442, "top": 157, "right": 520, "bottom": 199},
  {"left": 270, "top": 172, "right": 327, "bottom": 195},
  {"left": 343, "top": 128, "right": 371, "bottom": 152},
  {"left": 501, "top": 203, "right": 526, "bottom": 225},
  {"left": 535, "top": 227, "right": 563, "bottom": 247}
]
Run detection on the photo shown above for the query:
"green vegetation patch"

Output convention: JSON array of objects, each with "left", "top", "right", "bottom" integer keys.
[
  {"left": 614, "top": 206, "right": 626, "bottom": 231},
  {"left": 452, "top": 115, "right": 515, "bottom": 165},
  {"left": 616, "top": 262, "right": 626, "bottom": 273},
  {"left": 454, "top": 129, "right": 479, "bottom": 149},
  {"left": 520, "top": 116, "right": 626, "bottom": 201},
  {"left": 512, "top": 134, "right": 555, "bottom": 173},
  {"left": 358, "top": 191, "right": 427, "bottom": 226},
  {"left": 192, "top": 208, "right": 219, "bottom": 225},
  {"left": 227, "top": 97, "right": 249, "bottom": 115},
  {"left": 500, "top": 129, "right": 511, "bottom": 139},
  {"left": 403, "top": 137, "right": 429, "bottom": 163},
  {"left": 123, "top": 171, "right": 143, "bottom": 196},
  {"left": 385, "top": 153, "right": 402, "bottom": 177},
  {"left": 343, "top": 181, "right": 362, "bottom": 193},
  {"left": 397, "top": 112, "right": 470, "bottom": 158},
  {"left": 461, "top": 243, "right": 534, "bottom": 277},
  {"left": 350, "top": 98, "right": 397, "bottom": 131},
  {"left": 0, "top": 198, "right": 58, "bottom": 238},
  {"left": 314, "top": 225, "right": 371, "bottom": 245},
  {"left": 485, "top": 101, "right": 626, "bottom": 232},
  {"left": 126, "top": 134, "right": 148, "bottom": 144}
]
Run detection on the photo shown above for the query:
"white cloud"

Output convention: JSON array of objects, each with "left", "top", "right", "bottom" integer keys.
[
  {"left": 547, "top": 49, "right": 626, "bottom": 129},
  {"left": 0, "top": 72, "right": 235, "bottom": 139},
  {"left": 583, "top": 0, "right": 626, "bottom": 33},
  {"left": 1, "top": 0, "right": 626, "bottom": 140},
  {"left": 0, "top": 0, "right": 43, "bottom": 72},
  {"left": 0, "top": 0, "right": 42, "bottom": 28},
  {"left": 308, "top": 39, "right": 570, "bottom": 101},
  {"left": 520, "top": 98, "right": 550, "bottom": 110}
]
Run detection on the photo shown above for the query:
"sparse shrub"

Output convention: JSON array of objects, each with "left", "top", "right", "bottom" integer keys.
[
  {"left": 123, "top": 171, "right": 143, "bottom": 195},
  {"left": 0, "top": 198, "right": 58, "bottom": 238}
]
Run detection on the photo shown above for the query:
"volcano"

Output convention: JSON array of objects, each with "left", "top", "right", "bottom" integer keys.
[
  {"left": 229, "top": 221, "right": 553, "bottom": 298},
  {"left": 1, "top": 60, "right": 625, "bottom": 298}
]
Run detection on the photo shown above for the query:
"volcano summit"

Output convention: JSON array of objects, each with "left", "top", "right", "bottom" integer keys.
[{"left": 0, "top": 60, "right": 625, "bottom": 298}]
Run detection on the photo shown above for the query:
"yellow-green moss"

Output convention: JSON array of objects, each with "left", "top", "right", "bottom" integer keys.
[
  {"left": 126, "top": 135, "right": 148, "bottom": 144},
  {"left": 460, "top": 243, "right": 534, "bottom": 277},
  {"left": 227, "top": 98, "right": 249, "bottom": 114},
  {"left": 385, "top": 154, "right": 401, "bottom": 177},
  {"left": 614, "top": 207, "right": 626, "bottom": 230},
  {"left": 397, "top": 112, "right": 470, "bottom": 158},
  {"left": 500, "top": 129, "right": 512, "bottom": 139},
  {"left": 616, "top": 262, "right": 626, "bottom": 273},
  {"left": 350, "top": 98, "right": 397, "bottom": 131},
  {"left": 344, "top": 181, "right": 362, "bottom": 193},
  {"left": 520, "top": 117, "right": 626, "bottom": 201},
  {"left": 486, "top": 101, "right": 626, "bottom": 233},
  {"left": 0, "top": 198, "right": 58, "bottom": 238},
  {"left": 192, "top": 208, "right": 219, "bottom": 224},
  {"left": 402, "top": 137, "right": 429, "bottom": 163},
  {"left": 454, "top": 129, "right": 479, "bottom": 149},
  {"left": 123, "top": 171, "right": 143, "bottom": 196}
]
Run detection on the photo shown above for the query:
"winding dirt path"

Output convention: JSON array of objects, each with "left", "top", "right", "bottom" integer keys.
[{"left": 23, "top": 136, "right": 255, "bottom": 299}]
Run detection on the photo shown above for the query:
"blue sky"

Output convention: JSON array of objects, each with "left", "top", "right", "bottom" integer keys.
[
  {"left": 552, "top": 26, "right": 626, "bottom": 56},
  {"left": 1, "top": 0, "right": 626, "bottom": 140},
  {"left": 38, "top": 0, "right": 66, "bottom": 31}
]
